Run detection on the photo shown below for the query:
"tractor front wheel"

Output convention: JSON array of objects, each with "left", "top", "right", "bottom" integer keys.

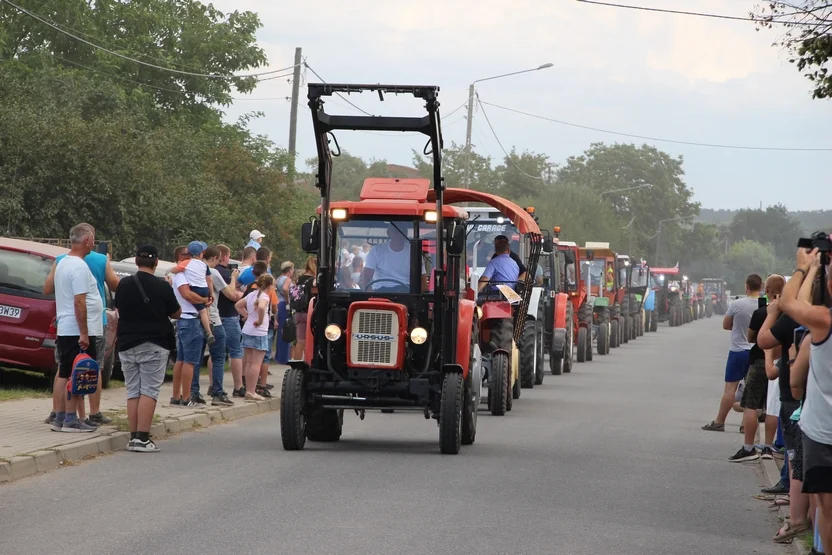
[
  {"left": 280, "top": 367, "right": 307, "bottom": 451},
  {"left": 598, "top": 322, "right": 609, "bottom": 355},
  {"left": 576, "top": 326, "right": 587, "bottom": 364},
  {"left": 488, "top": 352, "right": 508, "bottom": 416},
  {"left": 610, "top": 319, "right": 619, "bottom": 349},
  {"left": 439, "top": 372, "right": 464, "bottom": 455},
  {"left": 520, "top": 321, "right": 535, "bottom": 389},
  {"left": 306, "top": 408, "right": 342, "bottom": 442}
]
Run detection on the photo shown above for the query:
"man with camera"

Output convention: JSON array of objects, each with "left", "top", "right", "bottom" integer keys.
[{"left": 776, "top": 240, "right": 832, "bottom": 550}]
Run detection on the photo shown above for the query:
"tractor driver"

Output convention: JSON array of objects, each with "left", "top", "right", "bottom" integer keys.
[
  {"left": 605, "top": 262, "right": 615, "bottom": 292},
  {"left": 478, "top": 236, "right": 527, "bottom": 294},
  {"left": 360, "top": 224, "right": 427, "bottom": 293}
]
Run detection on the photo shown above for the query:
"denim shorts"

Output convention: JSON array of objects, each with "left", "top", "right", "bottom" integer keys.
[
  {"left": 724, "top": 350, "right": 750, "bottom": 383},
  {"left": 242, "top": 333, "right": 270, "bottom": 352},
  {"left": 263, "top": 329, "right": 275, "bottom": 363},
  {"left": 221, "top": 317, "right": 243, "bottom": 359},
  {"left": 176, "top": 317, "right": 204, "bottom": 365}
]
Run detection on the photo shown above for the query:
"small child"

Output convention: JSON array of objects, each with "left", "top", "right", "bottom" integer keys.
[{"left": 170, "top": 241, "right": 216, "bottom": 344}]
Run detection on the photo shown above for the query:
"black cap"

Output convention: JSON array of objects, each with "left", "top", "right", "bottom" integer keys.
[
  {"left": 136, "top": 244, "right": 158, "bottom": 259},
  {"left": 494, "top": 235, "right": 509, "bottom": 242}
]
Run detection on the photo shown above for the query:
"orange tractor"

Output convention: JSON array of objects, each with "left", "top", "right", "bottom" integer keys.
[{"left": 555, "top": 235, "right": 592, "bottom": 364}]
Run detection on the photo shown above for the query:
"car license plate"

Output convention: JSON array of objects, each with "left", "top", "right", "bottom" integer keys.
[{"left": 0, "top": 305, "right": 22, "bottom": 319}]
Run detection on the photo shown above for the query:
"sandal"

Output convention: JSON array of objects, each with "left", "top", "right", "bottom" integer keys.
[
  {"left": 255, "top": 386, "right": 272, "bottom": 398},
  {"left": 245, "top": 392, "right": 265, "bottom": 402},
  {"left": 773, "top": 519, "right": 809, "bottom": 543},
  {"left": 702, "top": 421, "right": 725, "bottom": 432}
]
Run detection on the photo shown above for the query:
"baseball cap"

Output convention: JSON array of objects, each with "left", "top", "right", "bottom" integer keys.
[
  {"left": 250, "top": 230, "right": 265, "bottom": 241},
  {"left": 135, "top": 244, "right": 158, "bottom": 259},
  {"left": 187, "top": 241, "right": 208, "bottom": 256}
]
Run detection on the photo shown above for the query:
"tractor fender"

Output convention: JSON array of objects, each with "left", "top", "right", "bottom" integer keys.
[
  {"left": 526, "top": 286, "right": 543, "bottom": 318},
  {"left": 554, "top": 292, "right": 569, "bottom": 329},
  {"left": 455, "top": 299, "right": 477, "bottom": 379},
  {"left": 480, "top": 300, "right": 513, "bottom": 321},
  {"left": 642, "top": 290, "right": 655, "bottom": 311}
]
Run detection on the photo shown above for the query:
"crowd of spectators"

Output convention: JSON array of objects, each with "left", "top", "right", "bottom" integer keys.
[{"left": 702, "top": 245, "right": 832, "bottom": 553}]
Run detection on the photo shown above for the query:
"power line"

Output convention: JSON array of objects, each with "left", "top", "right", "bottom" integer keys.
[
  {"left": 479, "top": 100, "right": 832, "bottom": 152},
  {"left": 303, "top": 63, "right": 373, "bottom": 116},
  {"left": 2, "top": 0, "right": 301, "bottom": 79},
  {"left": 574, "top": 0, "right": 828, "bottom": 26},
  {"left": 475, "top": 95, "right": 545, "bottom": 181}
]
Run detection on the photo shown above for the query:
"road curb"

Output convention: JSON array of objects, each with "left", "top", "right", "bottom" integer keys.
[
  {"left": 0, "top": 396, "right": 279, "bottom": 485},
  {"left": 760, "top": 455, "right": 811, "bottom": 555}
]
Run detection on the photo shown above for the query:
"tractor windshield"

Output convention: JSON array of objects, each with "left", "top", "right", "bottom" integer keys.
[
  {"left": 466, "top": 219, "right": 520, "bottom": 271},
  {"left": 582, "top": 260, "right": 605, "bottom": 292},
  {"left": 334, "top": 219, "right": 433, "bottom": 293},
  {"left": 632, "top": 267, "right": 650, "bottom": 288}
]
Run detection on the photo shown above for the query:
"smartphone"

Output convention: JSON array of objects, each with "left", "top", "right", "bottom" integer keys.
[{"left": 228, "top": 263, "right": 239, "bottom": 271}]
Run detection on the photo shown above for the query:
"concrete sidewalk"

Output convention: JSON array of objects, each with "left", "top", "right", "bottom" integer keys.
[{"left": 0, "top": 364, "right": 286, "bottom": 482}]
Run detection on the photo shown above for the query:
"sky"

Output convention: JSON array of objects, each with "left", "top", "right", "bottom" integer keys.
[{"left": 212, "top": 0, "right": 830, "bottom": 211}]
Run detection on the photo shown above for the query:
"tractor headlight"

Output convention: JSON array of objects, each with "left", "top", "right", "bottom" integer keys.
[
  {"left": 424, "top": 210, "right": 437, "bottom": 223},
  {"left": 410, "top": 327, "right": 428, "bottom": 345},
  {"left": 324, "top": 324, "right": 342, "bottom": 342},
  {"left": 331, "top": 208, "right": 348, "bottom": 221}
]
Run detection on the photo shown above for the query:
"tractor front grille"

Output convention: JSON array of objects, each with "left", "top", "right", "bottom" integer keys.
[{"left": 349, "top": 309, "right": 400, "bottom": 367}]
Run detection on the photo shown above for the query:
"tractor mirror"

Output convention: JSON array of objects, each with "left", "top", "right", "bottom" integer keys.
[
  {"left": 564, "top": 250, "right": 576, "bottom": 265},
  {"left": 542, "top": 238, "right": 552, "bottom": 252},
  {"left": 585, "top": 250, "right": 594, "bottom": 261},
  {"left": 301, "top": 220, "right": 320, "bottom": 253},
  {"left": 447, "top": 222, "right": 465, "bottom": 255}
]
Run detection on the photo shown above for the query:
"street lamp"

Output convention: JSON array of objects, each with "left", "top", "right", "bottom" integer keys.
[
  {"left": 599, "top": 183, "right": 652, "bottom": 200},
  {"left": 654, "top": 215, "right": 694, "bottom": 267},
  {"left": 463, "top": 63, "right": 554, "bottom": 188}
]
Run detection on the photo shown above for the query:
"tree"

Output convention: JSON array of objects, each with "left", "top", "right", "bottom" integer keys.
[
  {"left": 412, "top": 142, "right": 500, "bottom": 191},
  {"left": 729, "top": 204, "right": 803, "bottom": 260},
  {"left": 752, "top": 2, "right": 832, "bottom": 99},
  {"left": 492, "top": 149, "right": 551, "bottom": 199},
  {"left": 305, "top": 151, "right": 417, "bottom": 201},
  {"left": 723, "top": 239, "right": 779, "bottom": 291},
  {"left": 672, "top": 223, "right": 726, "bottom": 279},
  {"left": 554, "top": 143, "right": 700, "bottom": 258}
]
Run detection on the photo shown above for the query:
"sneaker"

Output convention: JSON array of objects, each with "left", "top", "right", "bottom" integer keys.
[
  {"left": 191, "top": 393, "right": 207, "bottom": 406},
  {"left": 206, "top": 334, "right": 216, "bottom": 345},
  {"left": 182, "top": 398, "right": 198, "bottom": 408},
  {"left": 129, "top": 438, "right": 160, "bottom": 453},
  {"left": 702, "top": 421, "right": 725, "bottom": 432},
  {"left": 170, "top": 397, "right": 182, "bottom": 407},
  {"left": 88, "top": 412, "right": 112, "bottom": 425},
  {"left": 44, "top": 411, "right": 56, "bottom": 424},
  {"left": 761, "top": 480, "right": 789, "bottom": 495},
  {"left": 61, "top": 419, "right": 97, "bottom": 433},
  {"left": 729, "top": 447, "right": 760, "bottom": 463},
  {"left": 212, "top": 393, "right": 234, "bottom": 406},
  {"left": 50, "top": 419, "right": 65, "bottom": 432},
  {"left": 83, "top": 418, "right": 100, "bottom": 428},
  {"left": 232, "top": 388, "right": 246, "bottom": 398},
  {"left": 761, "top": 447, "right": 774, "bottom": 460}
]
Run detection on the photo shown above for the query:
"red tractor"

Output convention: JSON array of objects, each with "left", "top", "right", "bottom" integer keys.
[
  {"left": 283, "top": 83, "right": 481, "bottom": 454},
  {"left": 556, "top": 238, "right": 592, "bottom": 364}
]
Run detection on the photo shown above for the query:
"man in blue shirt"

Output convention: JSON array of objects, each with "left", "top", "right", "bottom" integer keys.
[
  {"left": 237, "top": 246, "right": 272, "bottom": 287},
  {"left": 478, "top": 237, "right": 523, "bottom": 294},
  {"left": 44, "top": 242, "right": 120, "bottom": 426}
]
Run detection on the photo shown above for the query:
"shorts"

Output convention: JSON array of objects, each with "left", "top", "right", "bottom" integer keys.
[
  {"left": 189, "top": 285, "right": 209, "bottom": 312},
  {"left": 781, "top": 400, "right": 801, "bottom": 451},
  {"left": 262, "top": 329, "right": 275, "bottom": 362},
  {"left": 725, "top": 350, "right": 750, "bottom": 383},
  {"left": 740, "top": 359, "right": 767, "bottom": 410},
  {"left": 766, "top": 378, "right": 781, "bottom": 418},
  {"left": 801, "top": 432, "right": 832, "bottom": 493},
  {"left": 221, "top": 317, "right": 243, "bottom": 359},
  {"left": 175, "top": 318, "right": 204, "bottom": 365},
  {"left": 242, "top": 333, "right": 270, "bottom": 352},
  {"left": 119, "top": 342, "right": 169, "bottom": 401},
  {"left": 792, "top": 425, "right": 804, "bottom": 482},
  {"left": 56, "top": 335, "right": 100, "bottom": 379},
  {"left": 295, "top": 312, "right": 308, "bottom": 342}
]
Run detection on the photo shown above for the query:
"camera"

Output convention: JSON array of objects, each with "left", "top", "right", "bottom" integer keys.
[{"left": 797, "top": 231, "right": 832, "bottom": 252}]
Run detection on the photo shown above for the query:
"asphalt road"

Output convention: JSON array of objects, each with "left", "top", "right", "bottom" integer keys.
[{"left": 1, "top": 318, "right": 786, "bottom": 555}]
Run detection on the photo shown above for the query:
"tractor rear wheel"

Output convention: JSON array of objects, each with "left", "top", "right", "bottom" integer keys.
[
  {"left": 306, "top": 408, "right": 342, "bottom": 442},
  {"left": 610, "top": 319, "right": 619, "bottom": 349},
  {"left": 488, "top": 352, "right": 508, "bottom": 416},
  {"left": 520, "top": 320, "right": 535, "bottom": 389},
  {"left": 534, "top": 308, "right": 545, "bottom": 385},
  {"left": 558, "top": 304, "right": 574, "bottom": 374},
  {"left": 598, "top": 322, "right": 609, "bottom": 355},
  {"left": 576, "top": 326, "right": 587, "bottom": 364},
  {"left": 439, "top": 372, "right": 463, "bottom": 454},
  {"left": 512, "top": 367, "right": 521, "bottom": 400},
  {"left": 586, "top": 327, "right": 594, "bottom": 361},
  {"left": 280, "top": 367, "right": 307, "bottom": 451},
  {"left": 650, "top": 310, "right": 658, "bottom": 332},
  {"left": 623, "top": 316, "right": 631, "bottom": 344}
]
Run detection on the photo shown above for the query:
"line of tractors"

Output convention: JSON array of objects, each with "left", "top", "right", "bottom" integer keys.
[{"left": 279, "top": 82, "right": 730, "bottom": 454}]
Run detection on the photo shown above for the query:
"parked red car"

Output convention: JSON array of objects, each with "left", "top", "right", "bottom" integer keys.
[{"left": 0, "top": 238, "right": 68, "bottom": 380}]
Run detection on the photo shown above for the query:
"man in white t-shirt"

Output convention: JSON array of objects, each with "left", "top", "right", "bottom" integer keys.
[
  {"left": 51, "top": 223, "right": 104, "bottom": 433},
  {"left": 360, "top": 224, "right": 426, "bottom": 293}
]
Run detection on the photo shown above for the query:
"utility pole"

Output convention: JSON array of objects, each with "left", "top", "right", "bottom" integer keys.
[
  {"left": 287, "top": 46, "right": 302, "bottom": 178},
  {"left": 654, "top": 220, "right": 663, "bottom": 267},
  {"left": 463, "top": 84, "right": 475, "bottom": 189}
]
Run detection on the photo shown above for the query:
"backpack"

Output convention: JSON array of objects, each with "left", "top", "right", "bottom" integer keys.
[
  {"left": 67, "top": 350, "right": 99, "bottom": 398},
  {"left": 289, "top": 275, "right": 312, "bottom": 313}
]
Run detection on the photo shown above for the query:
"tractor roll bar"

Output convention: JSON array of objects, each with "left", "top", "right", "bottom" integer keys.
[{"left": 307, "top": 83, "right": 453, "bottom": 368}]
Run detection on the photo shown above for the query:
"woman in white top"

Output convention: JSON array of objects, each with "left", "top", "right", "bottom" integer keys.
[{"left": 235, "top": 273, "right": 275, "bottom": 402}]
